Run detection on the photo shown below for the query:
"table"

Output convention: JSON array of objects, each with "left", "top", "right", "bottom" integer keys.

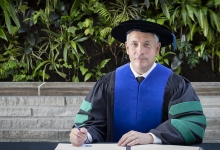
[{"left": 0, "top": 142, "right": 219, "bottom": 150}]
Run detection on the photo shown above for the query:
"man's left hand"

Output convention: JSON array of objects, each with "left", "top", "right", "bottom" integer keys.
[{"left": 118, "top": 130, "right": 153, "bottom": 146}]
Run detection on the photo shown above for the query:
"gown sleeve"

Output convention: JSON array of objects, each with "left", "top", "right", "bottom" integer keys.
[
  {"left": 73, "top": 72, "right": 113, "bottom": 143},
  {"left": 150, "top": 72, "right": 207, "bottom": 145}
]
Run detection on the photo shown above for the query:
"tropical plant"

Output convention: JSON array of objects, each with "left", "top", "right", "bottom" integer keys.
[
  {"left": 156, "top": 47, "right": 175, "bottom": 66},
  {"left": 1, "top": 0, "right": 220, "bottom": 82},
  {"left": 0, "top": 0, "right": 20, "bottom": 38}
]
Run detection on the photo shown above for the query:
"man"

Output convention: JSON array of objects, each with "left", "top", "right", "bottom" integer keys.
[{"left": 69, "top": 20, "right": 207, "bottom": 147}]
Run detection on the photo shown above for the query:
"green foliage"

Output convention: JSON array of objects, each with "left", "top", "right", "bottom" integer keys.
[
  {"left": 187, "top": 52, "right": 200, "bottom": 69},
  {"left": 0, "top": 0, "right": 20, "bottom": 36},
  {"left": 0, "top": 55, "right": 33, "bottom": 81},
  {"left": 91, "top": 58, "right": 111, "bottom": 81},
  {"left": 1, "top": 0, "right": 220, "bottom": 82},
  {"left": 156, "top": 48, "right": 175, "bottom": 66}
]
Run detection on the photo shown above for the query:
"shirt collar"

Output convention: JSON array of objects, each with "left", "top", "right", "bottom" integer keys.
[{"left": 130, "top": 62, "right": 157, "bottom": 78}]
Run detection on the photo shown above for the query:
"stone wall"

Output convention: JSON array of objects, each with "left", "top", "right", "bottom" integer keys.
[
  {"left": 0, "top": 82, "right": 220, "bottom": 142},
  {"left": 0, "top": 96, "right": 84, "bottom": 142}
]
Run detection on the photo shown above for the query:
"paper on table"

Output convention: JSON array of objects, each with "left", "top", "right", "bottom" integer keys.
[
  {"left": 55, "top": 143, "right": 202, "bottom": 150},
  {"left": 55, "top": 143, "right": 125, "bottom": 150},
  {"left": 132, "top": 144, "right": 202, "bottom": 150}
]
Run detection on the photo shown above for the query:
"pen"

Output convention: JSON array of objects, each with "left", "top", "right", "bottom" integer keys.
[
  {"left": 74, "top": 124, "right": 81, "bottom": 131},
  {"left": 74, "top": 124, "right": 91, "bottom": 144}
]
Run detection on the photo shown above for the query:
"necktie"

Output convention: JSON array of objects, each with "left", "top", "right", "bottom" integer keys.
[{"left": 136, "top": 76, "right": 145, "bottom": 83}]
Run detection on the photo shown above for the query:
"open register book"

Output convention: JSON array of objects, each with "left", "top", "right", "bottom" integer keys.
[{"left": 55, "top": 143, "right": 202, "bottom": 150}]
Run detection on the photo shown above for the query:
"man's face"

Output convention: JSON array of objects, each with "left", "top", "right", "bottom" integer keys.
[{"left": 125, "top": 31, "right": 161, "bottom": 74}]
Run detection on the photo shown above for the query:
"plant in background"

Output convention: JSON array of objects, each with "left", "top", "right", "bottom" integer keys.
[
  {"left": 0, "top": 0, "right": 20, "bottom": 38},
  {"left": 1, "top": 0, "right": 220, "bottom": 81},
  {"left": 170, "top": 0, "right": 220, "bottom": 73},
  {"left": 0, "top": 44, "right": 33, "bottom": 81},
  {"left": 33, "top": 33, "right": 66, "bottom": 81},
  {"left": 94, "top": 0, "right": 142, "bottom": 68},
  {"left": 70, "top": 0, "right": 114, "bottom": 81},
  {"left": 195, "top": 37, "right": 220, "bottom": 73},
  {"left": 156, "top": 47, "right": 175, "bottom": 66},
  {"left": 145, "top": 0, "right": 220, "bottom": 74},
  {"left": 0, "top": 0, "right": 36, "bottom": 81},
  {"left": 32, "top": 0, "right": 111, "bottom": 81},
  {"left": 109, "top": 0, "right": 141, "bottom": 23},
  {"left": 91, "top": 58, "right": 111, "bottom": 81}
]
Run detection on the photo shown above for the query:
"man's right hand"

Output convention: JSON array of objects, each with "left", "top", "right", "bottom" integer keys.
[{"left": 69, "top": 127, "right": 88, "bottom": 146}]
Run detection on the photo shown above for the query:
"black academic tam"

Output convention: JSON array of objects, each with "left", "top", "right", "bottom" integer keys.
[{"left": 111, "top": 20, "right": 174, "bottom": 47}]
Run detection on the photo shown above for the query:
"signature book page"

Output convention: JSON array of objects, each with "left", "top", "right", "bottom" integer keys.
[
  {"left": 55, "top": 143, "right": 201, "bottom": 150},
  {"left": 132, "top": 144, "right": 202, "bottom": 150},
  {"left": 55, "top": 143, "right": 125, "bottom": 150}
]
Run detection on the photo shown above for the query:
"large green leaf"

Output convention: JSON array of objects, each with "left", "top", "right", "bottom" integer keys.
[
  {"left": 84, "top": 73, "right": 92, "bottom": 82},
  {"left": 76, "top": 43, "right": 85, "bottom": 54},
  {"left": 144, "top": 0, "right": 150, "bottom": 9},
  {"left": 70, "top": 0, "right": 81, "bottom": 14},
  {"left": 33, "top": 60, "right": 50, "bottom": 76},
  {"left": 7, "top": 2, "right": 20, "bottom": 28},
  {"left": 197, "top": 8, "right": 209, "bottom": 37},
  {"left": 40, "top": 67, "right": 50, "bottom": 81},
  {"left": 214, "top": 0, "right": 220, "bottom": 5},
  {"left": 0, "top": 28, "right": 8, "bottom": 41},
  {"left": 216, "top": 50, "right": 220, "bottom": 57},
  {"left": 49, "top": 11, "right": 60, "bottom": 21},
  {"left": 41, "top": 29, "right": 60, "bottom": 38},
  {"left": 68, "top": 26, "right": 77, "bottom": 35},
  {"left": 2, "top": 5, "right": 12, "bottom": 34},
  {"left": 45, "top": 0, "right": 52, "bottom": 17},
  {"left": 18, "top": 4, "right": 29, "bottom": 14},
  {"left": 161, "top": 3, "right": 170, "bottom": 19},
  {"left": 54, "top": 48, "right": 60, "bottom": 61},
  {"left": 27, "top": 33, "right": 35, "bottom": 46},
  {"left": 206, "top": 0, "right": 214, "bottom": 7},
  {"left": 209, "top": 10, "right": 220, "bottom": 32},
  {"left": 206, "top": 27, "right": 214, "bottom": 43},
  {"left": 33, "top": 10, "right": 42, "bottom": 25},
  {"left": 80, "top": 64, "right": 88, "bottom": 75},
  {"left": 70, "top": 41, "right": 77, "bottom": 53},
  {"left": 55, "top": 67, "right": 66, "bottom": 78},
  {"left": 18, "top": 25, "right": 28, "bottom": 33},
  {"left": 186, "top": 5, "right": 195, "bottom": 21},
  {"left": 189, "top": 23, "right": 198, "bottom": 41},
  {"left": 181, "top": 7, "right": 187, "bottom": 26},
  {"left": 132, "top": 0, "right": 139, "bottom": 7},
  {"left": 63, "top": 42, "right": 69, "bottom": 62},
  {"left": 170, "top": 8, "right": 179, "bottom": 25},
  {"left": 72, "top": 76, "right": 79, "bottom": 82},
  {"left": 198, "top": 9, "right": 204, "bottom": 29},
  {"left": 24, "top": 45, "right": 33, "bottom": 54},
  {"left": 199, "top": 42, "right": 207, "bottom": 56},
  {"left": 75, "top": 37, "right": 89, "bottom": 42},
  {"left": 83, "top": 18, "right": 93, "bottom": 28},
  {"left": 100, "top": 58, "right": 111, "bottom": 68},
  {"left": 203, "top": 17, "right": 209, "bottom": 37},
  {"left": 155, "top": 0, "right": 159, "bottom": 7},
  {"left": 11, "top": 26, "right": 18, "bottom": 36}
]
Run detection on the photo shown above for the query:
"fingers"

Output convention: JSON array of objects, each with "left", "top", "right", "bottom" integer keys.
[
  {"left": 80, "top": 127, "right": 88, "bottom": 134},
  {"left": 118, "top": 130, "right": 137, "bottom": 146},
  {"left": 69, "top": 128, "right": 88, "bottom": 146},
  {"left": 118, "top": 131, "right": 153, "bottom": 146}
]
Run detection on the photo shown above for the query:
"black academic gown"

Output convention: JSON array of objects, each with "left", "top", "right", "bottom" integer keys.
[{"left": 73, "top": 70, "right": 207, "bottom": 145}]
